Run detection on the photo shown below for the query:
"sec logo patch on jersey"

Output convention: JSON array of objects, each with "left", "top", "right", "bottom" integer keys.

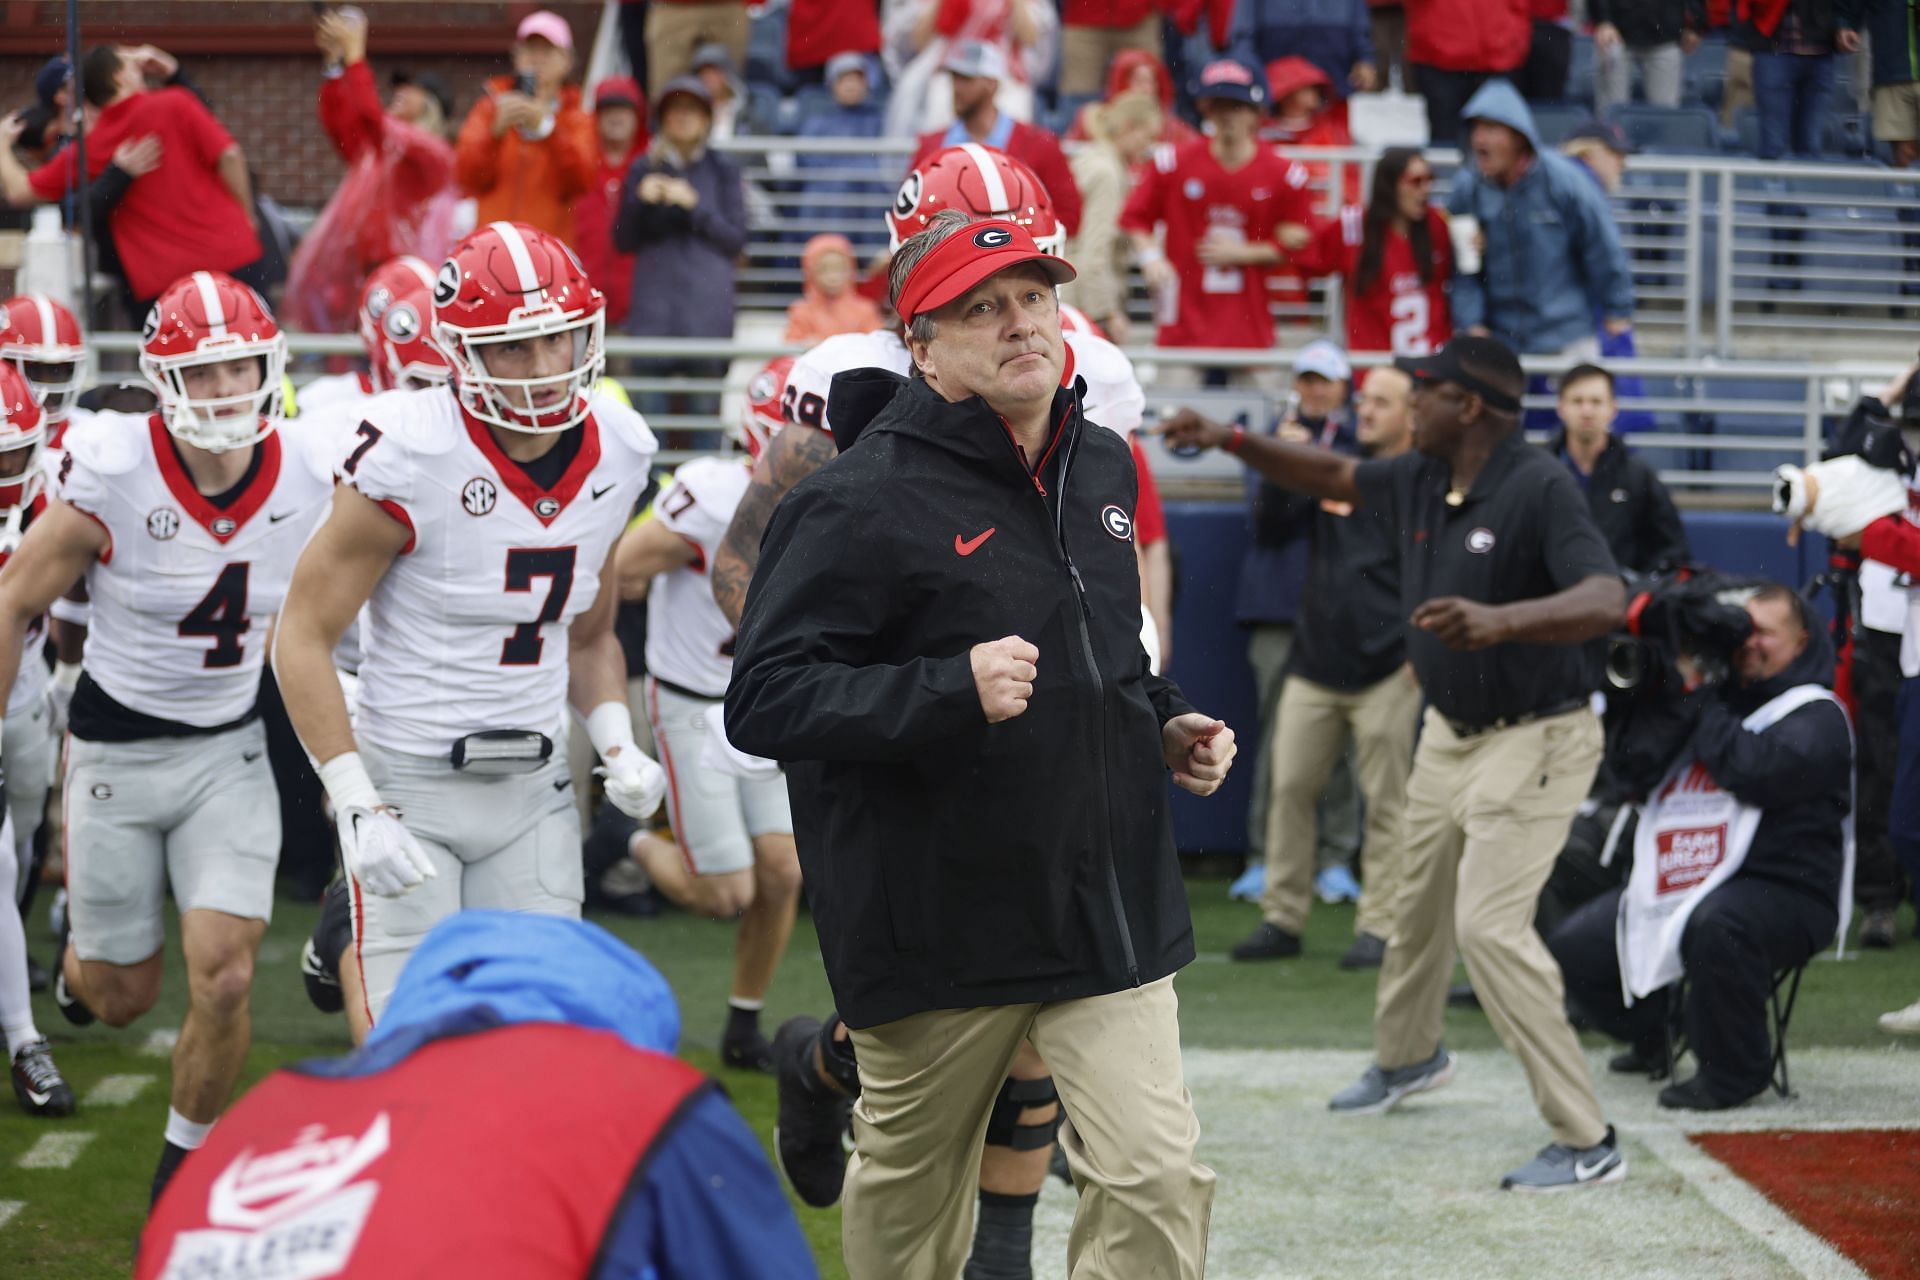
[
  {"left": 462, "top": 477, "right": 498, "bottom": 516},
  {"left": 147, "top": 507, "right": 180, "bottom": 540}
]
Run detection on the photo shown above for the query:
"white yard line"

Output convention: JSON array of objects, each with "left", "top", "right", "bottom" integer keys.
[
  {"left": 140, "top": 1028, "right": 179, "bottom": 1058},
  {"left": 0, "top": 1201, "right": 22, "bottom": 1231},
  {"left": 1639, "top": 1128, "right": 1868, "bottom": 1280},
  {"left": 83, "top": 1073, "right": 155, "bottom": 1107},
  {"left": 17, "top": 1132, "right": 93, "bottom": 1170}
]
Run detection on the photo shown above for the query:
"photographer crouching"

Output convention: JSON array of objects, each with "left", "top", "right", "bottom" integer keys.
[{"left": 1549, "top": 583, "right": 1852, "bottom": 1111}]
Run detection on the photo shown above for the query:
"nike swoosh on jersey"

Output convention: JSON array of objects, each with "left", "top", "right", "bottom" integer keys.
[
  {"left": 954, "top": 528, "right": 996, "bottom": 556},
  {"left": 268, "top": 511, "right": 294, "bottom": 523},
  {"left": 592, "top": 483, "right": 617, "bottom": 500},
  {"left": 242, "top": 750, "right": 263, "bottom": 763}
]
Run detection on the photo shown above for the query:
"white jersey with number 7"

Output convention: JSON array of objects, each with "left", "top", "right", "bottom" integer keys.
[{"left": 339, "top": 387, "right": 657, "bottom": 756}]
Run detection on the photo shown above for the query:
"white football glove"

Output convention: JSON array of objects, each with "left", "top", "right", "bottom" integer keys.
[
  {"left": 585, "top": 700, "right": 666, "bottom": 818},
  {"left": 1774, "top": 456, "right": 1907, "bottom": 540},
  {"left": 47, "top": 660, "right": 80, "bottom": 742},
  {"left": 337, "top": 805, "right": 438, "bottom": 898},
  {"left": 699, "top": 704, "right": 782, "bottom": 781}
]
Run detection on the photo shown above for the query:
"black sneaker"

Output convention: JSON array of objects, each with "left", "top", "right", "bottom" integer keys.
[
  {"left": 10, "top": 1039, "right": 74, "bottom": 1117},
  {"left": 301, "top": 880, "right": 354, "bottom": 1015},
  {"left": 1658, "top": 1074, "right": 1758, "bottom": 1112},
  {"left": 772, "top": 1016, "right": 854, "bottom": 1208},
  {"left": 1230, "top": 921, "right": 1302, "bottom": 961},
  {"left": 1339, "top": 932, "right": 1387, "bottom": 970},
  {"left": 722, "top": 1026, "right": 776, "bottom": 1073},
  {"left": 1859, "top": 908, "right": 1898, "bottom": 950},
  {"left": 1607, "top": 1045, "right": 1668, "bottom": 1079},
  {"left": 1447, "top": 982, "right": 1480, "bottom": 1009}
]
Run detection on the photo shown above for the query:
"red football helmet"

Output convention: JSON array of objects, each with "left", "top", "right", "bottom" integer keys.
[
  {"left": 739, "top": 356, "right": 793, "bottom": 460},
  {"left": 887, "top": 144, "right": 1064, "bottom": 255},
  {"left": 0, "top": 293, "right": 87, "bottom": 422},
  {"left": 140, "top": 271, "right": 286, "bottom": 453},
  {"left": 358, "top": 256, "right": 450, "bottom": 393},
  {"left": 0, "top": 360, "right": 46, "bottom": 549},
  {"left": 431, "top": 221, "right": 605, "bottom": 435}
]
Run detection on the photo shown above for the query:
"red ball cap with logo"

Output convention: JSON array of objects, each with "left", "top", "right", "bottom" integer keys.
[{"left": 894, "top": 219, "right": 1076, "bottom": 324}]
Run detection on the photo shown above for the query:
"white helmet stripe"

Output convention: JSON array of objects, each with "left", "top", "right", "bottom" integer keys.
[
  {"left": 28, "top": 294, "right": 55, "bottom": 348},
  {"left": 192, "top": 271, "right": 229, "bottom": 338},
  {"left": 959, "top": 142, "right": 1011, "bottom": 215},
  {"left": 489, "top": 221, "right": 542, "bottom": 299},
  {"left": 401, "top": 257, "right": 435, "bottom": 293}
]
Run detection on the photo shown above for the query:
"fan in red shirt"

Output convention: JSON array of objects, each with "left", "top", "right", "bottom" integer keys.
[
  {"left": 1119, "top": 58, "right": 1314, "bottom": 352},
  {"left": 571, "top": 77, "right": 649, "bottom": 328},
  {"left": 1287, "top": 145, "right": 1453, "bottom": 355},
  {"left": 0, "top": 45, "right": 261, "bottom": 311}
]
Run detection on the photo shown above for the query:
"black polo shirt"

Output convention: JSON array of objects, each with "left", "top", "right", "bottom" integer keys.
[{"left": 1354, "top": 431, "right": 1619, "bottom": 726}]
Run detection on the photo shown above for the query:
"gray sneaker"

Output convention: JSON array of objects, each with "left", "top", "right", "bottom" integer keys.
[
  {"left": 1500, "top": 1125, "right": 1626, "bottom": 1191},
  {"left": 1328, "top": 1047, "right": 1456, "bottom": 1115}
]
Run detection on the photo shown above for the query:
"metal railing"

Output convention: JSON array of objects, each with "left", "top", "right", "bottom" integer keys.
[
  {"left": 715, "top": 136, "right": 1920, "bottom": 362},
  {"left": 89, "top": 332, "right": 1903, "bottom": 499}
]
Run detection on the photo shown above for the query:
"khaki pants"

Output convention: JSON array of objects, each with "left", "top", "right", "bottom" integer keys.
[
  {"left": 1243, "top": 624, "right": 1361, "bottom": 866},
  {"left": 1373, "top": 707, "right": 1607, "bottom": 1149},
  {"left": 1059, "top": 17, "right": 1164, "bottom": 97},
  {"left": 1720, "top": 47, "right": 1754, "bottom": 130},
  {"left": 1260, "top": 670, "right": 1420, "bottom": 940},
  {"left": 843, "top": 976, "right": 1214, "bottom": 1280},
  {"left": 646, "top": 1, "right": 750, "bottom": 94}
]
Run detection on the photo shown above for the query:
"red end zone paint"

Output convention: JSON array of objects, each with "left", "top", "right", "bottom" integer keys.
[{"left": 1692, "top": 1129, "right": 1920, "bottom": 1278}]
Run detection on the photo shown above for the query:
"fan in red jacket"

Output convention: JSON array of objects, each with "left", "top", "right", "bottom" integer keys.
[
  {"left": 1286, "top": 144, "right": 1453, "bottom": 354},
  {"left": 910, "top": 40, "right": 1083, "bottom": 235},
  {"left": 571, "top": 77, "right": 648, "bottom": 328}
]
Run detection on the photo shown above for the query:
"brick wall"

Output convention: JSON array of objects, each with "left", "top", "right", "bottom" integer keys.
[{"left": 0, "top": 1, "right": 606, "bottom": 207}]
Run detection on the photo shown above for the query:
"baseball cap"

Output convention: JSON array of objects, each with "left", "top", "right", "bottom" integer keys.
[
  {"left": 944, "top": 39, "right": 1008, "bottom": 82},
  {"left": 1294, "top": 339, "right": 1351, "bottom": 383},
  {"left": 1394, "top": 336, "right": 1524, "bottom": 413},
  {"left": 690, "top": 42, "right": 740, "bottom": 76},
  {"left": 515, "top": 10, "right": 574, "bottom": 51},
  {"left": 825, "top": 50, "right": 871, "bottom": 83},
  {"left": 1193, "top": 59, "right": 1266, "bottom": 108},
  {"left": 894, "top": 219, "right": 1076, "bottom": 322},
  {"left": 34, "top": 56, "right": 69, "bottom": 108},
  {"left": 593, "top": 76, "right": 643, "bottom": 111},
  {"left": 653, "top": 74, "right": 713, "bottom": 117},
  {"left": 1565, "top": 118, "right": 1634, "bottom": 155},
  {"left": 390, "top": 68, "right": 455, "bottom": 121}
]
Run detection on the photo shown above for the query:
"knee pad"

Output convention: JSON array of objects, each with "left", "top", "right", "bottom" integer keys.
[{"left": 984, "top": 1075, "right": 1062, "bottom": 1152}]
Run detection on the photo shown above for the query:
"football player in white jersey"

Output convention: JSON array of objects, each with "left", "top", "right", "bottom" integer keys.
[
  {"left": 715, "top": 146, "right": 1158, "bottom": 1274},
  {"left": 608, "top": 360, "right": 801, "bottom": 1070},
  {"left": 0, "top": 363, "right": 70, "bottom": 1117},
  {"left": 0, "top": 292, "right": 88, "bottom": 982},
  {"left": 272, "top": 221, "right": 666, "bottom": 1031},
  {"left": 0, "top": 271, "right": 336, "bottom": 1199}
]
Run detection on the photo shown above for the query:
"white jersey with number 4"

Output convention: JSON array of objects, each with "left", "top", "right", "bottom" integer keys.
[
  {"left": 784, "top": 327, "right": 1145, "bottom": 440},
  {"left": 56, "top": 411, "right": 337, "bottom": 725},
  {"left": 646, "top": 455, "right": 751, "bottom": 698},
  {"left": 342, "top": 389, "right": 657, "bottom": 756}
]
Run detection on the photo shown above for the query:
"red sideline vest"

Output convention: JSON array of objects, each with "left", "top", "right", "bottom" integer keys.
[{"left": 139, "top": 1022, "right": 708, "bottom": 1280}]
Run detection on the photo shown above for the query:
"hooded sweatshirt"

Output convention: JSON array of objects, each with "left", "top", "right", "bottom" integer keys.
[
  {"left": 1065, "top": 49, "right": 1206, "bottom": 147},
  {"left": 786, "top": 234, "right": 884, "bottom": 343},
  {"left": 1449, "top": 80, "right": 1634, "bottom": 354},
  {"left": 1687, "top": 624, "right": 1851, "bottom": 912}
]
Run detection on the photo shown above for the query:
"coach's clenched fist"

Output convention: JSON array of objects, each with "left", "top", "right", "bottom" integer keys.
[{"left": 971, "top": 635, "right": 1038, "bottom": 723}]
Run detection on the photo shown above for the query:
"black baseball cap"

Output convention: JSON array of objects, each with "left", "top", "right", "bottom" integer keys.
[
  {"left": 1566, "top": 118, "right": 1634, "bottom": 156},
  {"left": 390, "top": 68, "right": 455, "bottom": 122},
  {"left": 1394, "top": 336, "right": 1524, "bottom": 412}
]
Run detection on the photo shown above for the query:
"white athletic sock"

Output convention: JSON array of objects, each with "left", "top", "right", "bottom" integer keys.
[
  {"left": 165, "top": 1108, "right": 214, "bottom": 1151},
  {"left": 0, "top": 850, "right": 40, "bottom": 1057},
  {"left": 727, "top": 996, "right": 765, "bottom": 1012}
]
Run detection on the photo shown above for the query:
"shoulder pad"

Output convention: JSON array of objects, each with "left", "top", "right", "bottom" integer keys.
[{"left": 62, "top": 410, "right": 147, "bottom": 477}]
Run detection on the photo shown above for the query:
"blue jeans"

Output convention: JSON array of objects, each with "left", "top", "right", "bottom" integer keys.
[
  {"left": 1751, "top": 50, "right": 1836, "bottom": 159},
  {"left": 1890, "top": 675, "right": 1920, "bottom": 911}
]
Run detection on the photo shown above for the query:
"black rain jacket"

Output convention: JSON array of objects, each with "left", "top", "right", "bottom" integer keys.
[
  {"left": 725, "top": 371, "right": 1198, "bottom": 1029},
  {"left": 1550, "top": 430, "right": 1692, "bottom": 575}
]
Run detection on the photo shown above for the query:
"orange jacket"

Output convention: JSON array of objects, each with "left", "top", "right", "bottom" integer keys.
[{"left": 455, "top": 77, "right": 597, "bottom": 244}]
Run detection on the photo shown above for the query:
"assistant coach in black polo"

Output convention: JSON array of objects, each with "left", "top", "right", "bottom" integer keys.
[
  {"left": 1164, "top": 336, "right": 1631, "bottom": 1193},
  {"left": 727, "top": 210, "right": 1231, "bottom": 1279}
]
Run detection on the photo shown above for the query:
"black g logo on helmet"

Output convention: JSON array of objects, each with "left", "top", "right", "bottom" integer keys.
[
  {"left": 433, "top": 259, "right": 461, "bottom": 308},
  {"left": 383, "top": 303, "right": 422, "bottom": 343},
  {"left": 894, "top": 170, "right": 923, "bottom": 219},
  {"left": 140, "top": 306, "right": 159, "bottom": 343},
  {"left": 972, "top": 226, "right": 1013, "bottom": 249}
]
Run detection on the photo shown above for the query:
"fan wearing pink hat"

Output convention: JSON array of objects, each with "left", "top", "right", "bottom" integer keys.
[{"left": 453, "top": 9, "right": 596, "bottom": 244}]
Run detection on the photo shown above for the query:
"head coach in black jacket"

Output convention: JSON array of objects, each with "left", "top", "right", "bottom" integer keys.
[{"left": 725, "top": 210, "right": 1231, "bottom": 1280}]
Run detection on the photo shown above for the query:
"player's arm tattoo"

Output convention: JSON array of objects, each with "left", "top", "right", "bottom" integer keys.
[{"left": 712, "top": 427, "right": 838, "bottom": 627}]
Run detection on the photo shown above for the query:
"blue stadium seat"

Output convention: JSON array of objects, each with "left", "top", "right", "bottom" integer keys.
[{"left": 1609, "top": 104, "right": 1721, "bottom": 154}]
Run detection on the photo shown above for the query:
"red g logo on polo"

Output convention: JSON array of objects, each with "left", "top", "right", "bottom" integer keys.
[{"left": 1101, "top": 505, "right": 1133, "bottom": 541}]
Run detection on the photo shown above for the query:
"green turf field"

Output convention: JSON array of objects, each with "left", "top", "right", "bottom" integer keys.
[{"left": 1, "top": 884, "right": 1916, "bottom": 1278}]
